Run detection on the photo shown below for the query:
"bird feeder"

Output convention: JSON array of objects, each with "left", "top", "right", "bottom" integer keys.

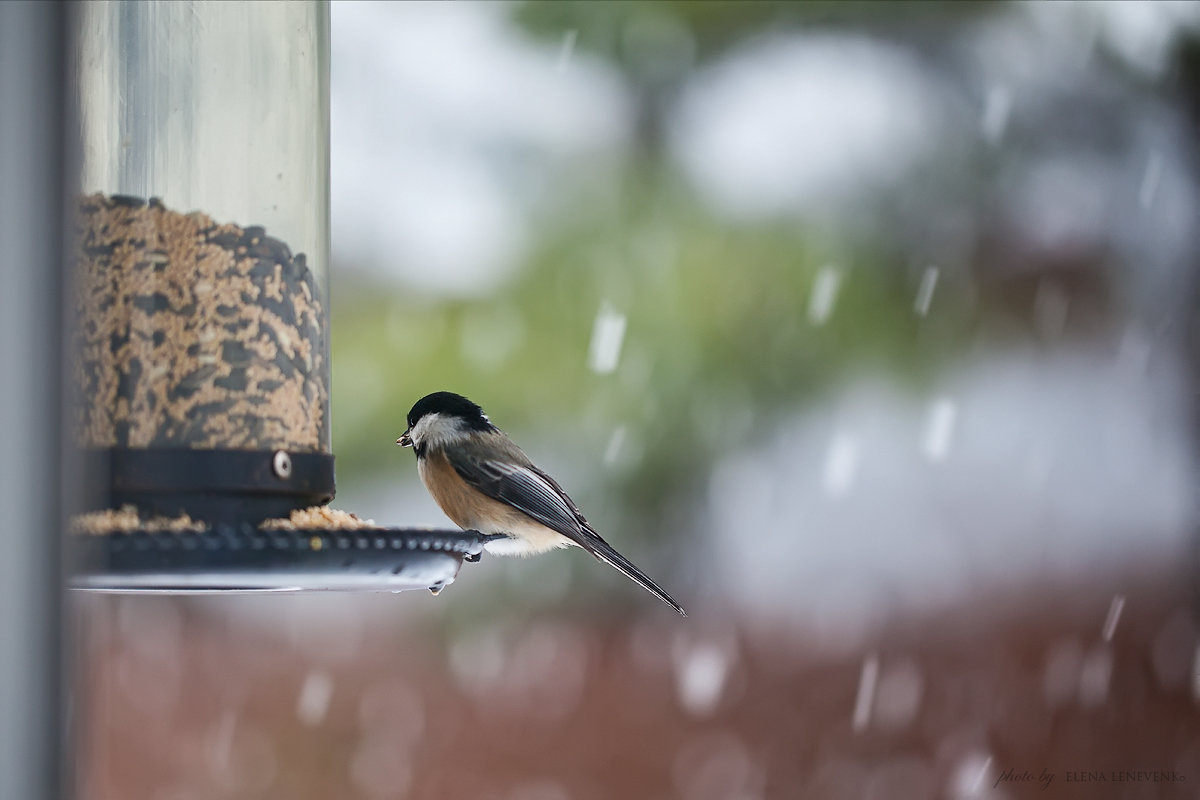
[{"left": 69, "top": 0, "right": 480, "bottom": 592}]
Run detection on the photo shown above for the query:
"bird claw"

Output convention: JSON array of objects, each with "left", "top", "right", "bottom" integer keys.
[
  {"left": 462, "top": 531, "right": 507, "bottom": 563},
  {"left": 429, "top": 583, "right": 445, "bottom": 596}
]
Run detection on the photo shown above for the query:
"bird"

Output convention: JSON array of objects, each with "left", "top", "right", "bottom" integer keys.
[{"left": 397, "top": 391, "right": 685, "bottom": 615}]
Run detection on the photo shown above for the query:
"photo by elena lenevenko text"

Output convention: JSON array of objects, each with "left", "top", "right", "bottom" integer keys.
[{"left": 995, "top": 768, "right": 1187, "bottom": 791}]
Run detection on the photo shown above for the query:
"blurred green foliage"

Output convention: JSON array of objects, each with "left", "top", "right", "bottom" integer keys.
[
  {"left": 514, "top": 1, "right": 1000, "bottom": 67},
  {"left": 331, "top": 165, "right": 973, "bottom": 541}
]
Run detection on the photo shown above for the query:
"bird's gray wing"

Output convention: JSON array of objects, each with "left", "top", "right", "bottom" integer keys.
[
  {"left": 445, "top": 441, "right": 687, "bottom": 616},
  {"left": 444, "top": 445, "right": 585, "bottom": 540}
]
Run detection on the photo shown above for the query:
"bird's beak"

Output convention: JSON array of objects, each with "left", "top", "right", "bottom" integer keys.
[{"left": 397, "top": 430, "right": 413, "bottom": 447}]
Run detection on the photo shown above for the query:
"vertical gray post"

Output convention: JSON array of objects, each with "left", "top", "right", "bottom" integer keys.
[{"left": 0, "top": 2, "right": 69, "bottom": 800}]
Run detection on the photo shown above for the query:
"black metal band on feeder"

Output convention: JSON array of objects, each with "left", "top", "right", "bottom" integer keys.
[{"left": 88, "top": 447, "right": 337, "bottom": 525}]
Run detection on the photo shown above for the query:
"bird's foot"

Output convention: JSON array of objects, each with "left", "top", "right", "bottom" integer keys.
[
  {"left": 462, "top": 531, "right": 510, "bottom": 563},
  {"left": 462, "top": 530, "right": 504, "bottom": 562},
  {"left": 428, "top": 582, "right": 445, "bottom": 596}
]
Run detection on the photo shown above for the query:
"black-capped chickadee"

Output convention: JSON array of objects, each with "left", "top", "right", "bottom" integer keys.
[{"left": 397, "top": 391, "right": 685, "bottom": 615}]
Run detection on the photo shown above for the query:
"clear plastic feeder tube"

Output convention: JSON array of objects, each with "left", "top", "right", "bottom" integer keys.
[{"left": 74, "top": 0, "right": 331, "bottom": 456}]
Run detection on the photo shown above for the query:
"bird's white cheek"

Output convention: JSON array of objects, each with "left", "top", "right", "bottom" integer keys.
[{"left": 410, "top": 412, "right": 473, "bottom": 451}]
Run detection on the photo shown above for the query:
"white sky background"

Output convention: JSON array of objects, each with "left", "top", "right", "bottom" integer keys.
[
  {"left": 706, "top": 345, "right": 1194, "bottom": 646},
  {"left": 331, "top": 1, "right": 1200, "bottom": 291},
  {"left": 331, "top": 1, "right": 631, "bottom": 297},
  {"left": 668, "top": 33, "right": 945, "bottom": 222}
]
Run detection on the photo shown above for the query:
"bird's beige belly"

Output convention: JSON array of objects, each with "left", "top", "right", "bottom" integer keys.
[{"left": 418, "top": 450, "right": 573, "bottom": 556}]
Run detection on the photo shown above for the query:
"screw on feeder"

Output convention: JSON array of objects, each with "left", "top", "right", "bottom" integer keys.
[{"left": 272, "top": 450, "right": 293, "bottom": 479}]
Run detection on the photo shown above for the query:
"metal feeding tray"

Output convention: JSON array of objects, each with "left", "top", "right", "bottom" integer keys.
[
  {"left": 69, "top": 525, "right": 486, "bottom": 594},
  {"left": 66, "top": 448, "right": 486, "bottom": 594}
]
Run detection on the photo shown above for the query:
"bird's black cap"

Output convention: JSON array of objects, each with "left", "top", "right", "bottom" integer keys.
[{"left": 407, "top": 391, "right": 493, "bottom": 431}]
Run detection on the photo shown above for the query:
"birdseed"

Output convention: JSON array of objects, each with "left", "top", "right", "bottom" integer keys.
[
  {"left": 260, "top": 506, "right": 378, "bottom": 530},
  {"left": 72, "top": 194, "right": 327, "bottom": 452},
  {"left": 70, "top": 504, "right": 374, "bottom": 534},
  {"left": 70, "top": 504, "right": 207, "bottom": 534}
]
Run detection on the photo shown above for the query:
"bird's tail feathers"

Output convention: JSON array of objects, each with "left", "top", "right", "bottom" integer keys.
[{"left": 580, "top": 530, "right": 686, "bottom": 616}]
